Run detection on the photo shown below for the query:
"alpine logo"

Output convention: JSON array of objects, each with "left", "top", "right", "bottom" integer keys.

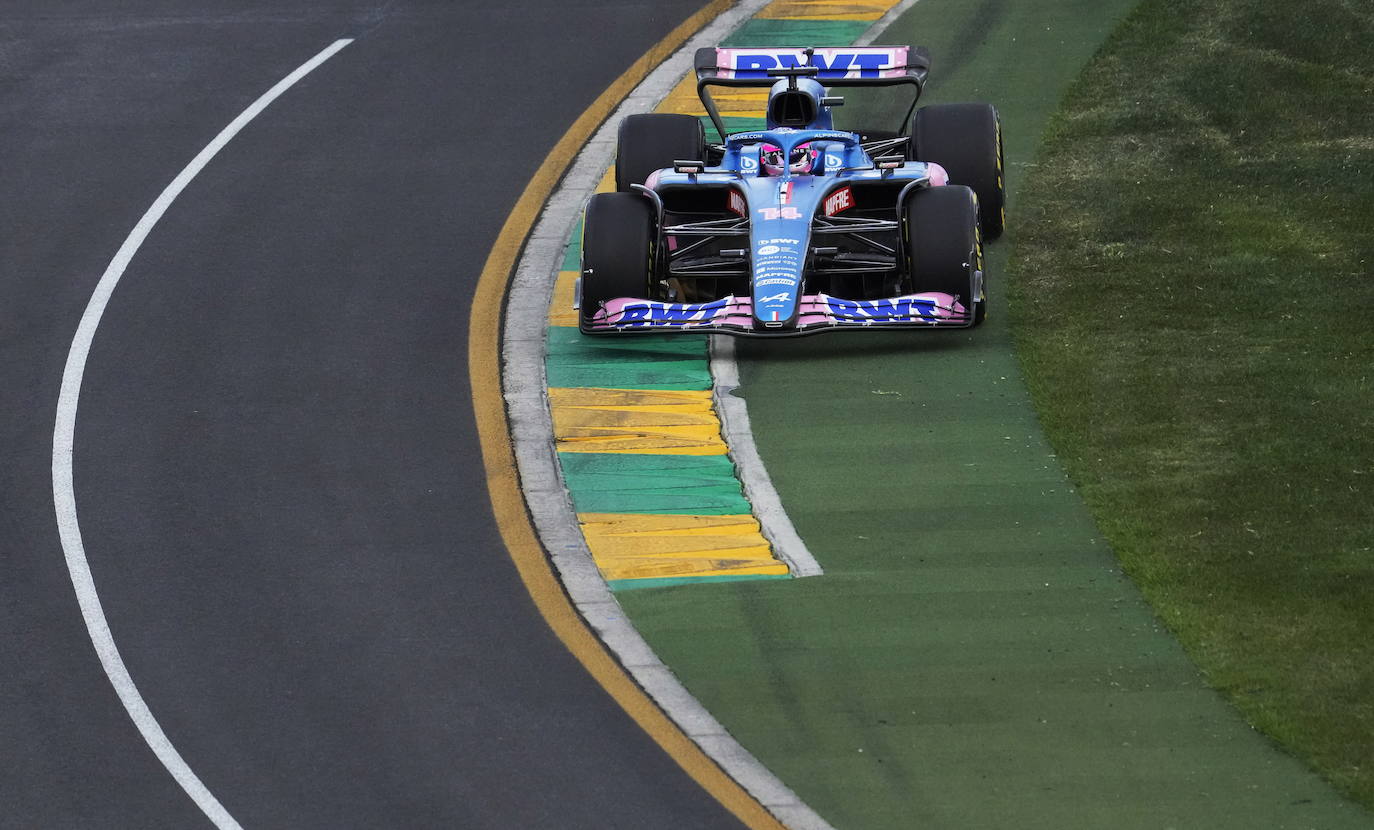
[{"left": 824, "top": 186, "right": 854, "bottom": 217}]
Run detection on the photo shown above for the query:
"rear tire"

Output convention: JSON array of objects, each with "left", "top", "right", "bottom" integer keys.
[
  {"left": 580, "top": 192, "right": 654, "bottom": 330},
  {"left": 615, "top": 113, "right": 706, "bottom": 192},
  {"left": 903, "top": 185, "right": 985, "bottom": 326},
  {"left": 908, "top": 103, "right": 1006, "bottom": 240}
]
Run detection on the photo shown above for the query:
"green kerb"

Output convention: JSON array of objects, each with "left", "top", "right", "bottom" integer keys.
[
  {"left": 559, "top": 452, "right": 752, "bottom": 516},
  {"left": 609, "top": 573, "right": 792, "bottom": 592},
  {"left": 722, "top": 19, "right": 869, "bottom": 47},
  {"left": 545, "top": 326, "right": 710, "bottom": 391}
]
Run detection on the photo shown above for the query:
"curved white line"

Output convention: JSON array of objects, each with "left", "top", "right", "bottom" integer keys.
[
  {"left": 709, "top": 336, "right": 823, "bottom": 577},
  {"left": 856, "top": 0, "right": 922, "bottom": 47},
  {"left": 52, "top": 38, "right": 352, "bottom": 830}
]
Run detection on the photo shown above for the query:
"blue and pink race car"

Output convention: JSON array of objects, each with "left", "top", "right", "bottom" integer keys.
[{"left": 579, "top": 45, "right": 1005, "bottom": 336}]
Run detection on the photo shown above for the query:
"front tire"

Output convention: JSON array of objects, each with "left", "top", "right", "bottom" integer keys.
[
  {"left": 615, "top": 113, "right": 706, "bottom": 192},
  {"left": 580, "top": 192, "right": 654, "bottom": 330},
  {"left": 903, "top": 184, "right": 985, "bottom": 326},
  {"left": 908, "top": 103, "right": 1006, "bottom": 240}
]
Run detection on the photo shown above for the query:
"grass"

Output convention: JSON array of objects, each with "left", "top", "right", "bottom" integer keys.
[{"left": 1008, "top": 0, "right": 1374, "bottom": 806}]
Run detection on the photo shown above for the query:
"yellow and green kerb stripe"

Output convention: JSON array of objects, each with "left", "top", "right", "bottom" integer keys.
[
  {"left": 548, "top": 259, "right": 787, "bottom": 589},
  {"left": 546, "top": 0, "right": 906, "bottom": 591}
]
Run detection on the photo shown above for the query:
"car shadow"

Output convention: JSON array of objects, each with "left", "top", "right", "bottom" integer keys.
[{"left": 732, "top": 331, "right": 972, "bottom": 362}]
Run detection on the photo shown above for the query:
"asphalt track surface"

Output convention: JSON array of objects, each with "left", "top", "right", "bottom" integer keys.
[{"left": 1, "top": 2, "right": 747, "bottom": 827}]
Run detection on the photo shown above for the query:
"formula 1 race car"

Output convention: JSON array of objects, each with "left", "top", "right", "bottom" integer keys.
[{"left": 578, "top": 45, "right": 1005, "bottom": 336}]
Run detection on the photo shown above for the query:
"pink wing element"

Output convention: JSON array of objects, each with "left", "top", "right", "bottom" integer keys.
[
  {"left": 926, "top": 162, "right": 949, "bottom": 187},
  {"left": 586, "top": 293, "right": 968, "bottom": 332}
]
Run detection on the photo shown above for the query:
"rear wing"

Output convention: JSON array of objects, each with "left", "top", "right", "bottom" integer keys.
[
  {"left": 694, "top": 46, "right": 929, "bottom": 83},
  {"left": 693, "top": 45, "right": 930, "bottom": 140}
]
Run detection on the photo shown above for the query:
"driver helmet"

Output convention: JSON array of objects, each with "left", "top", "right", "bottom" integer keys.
[{"left": 761, "top": 142, "right": 817, "bottom": 175}]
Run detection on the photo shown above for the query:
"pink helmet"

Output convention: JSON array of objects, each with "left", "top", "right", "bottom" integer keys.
[{"left": 761, "top": 142, "right": 817, "bottom": 176}]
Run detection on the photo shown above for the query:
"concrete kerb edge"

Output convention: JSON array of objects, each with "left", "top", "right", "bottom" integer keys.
[{"left": 500, "top": 1, "right": 835, "bottom": 828}]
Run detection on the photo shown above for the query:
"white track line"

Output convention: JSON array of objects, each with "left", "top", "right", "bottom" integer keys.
[
  {"left": 51, "top": 38, "right": 352, "bottom": 830},
  {"left": 856, "top": 0, "right": 922, "bottom": 47}
]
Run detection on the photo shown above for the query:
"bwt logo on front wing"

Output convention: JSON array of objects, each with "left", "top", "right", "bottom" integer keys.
[
  {"left": 616, "top": 300, "right": 724, "bottom": 326},
  {"left": 827, "top": 296, "right": 941, "bottom": 322}
]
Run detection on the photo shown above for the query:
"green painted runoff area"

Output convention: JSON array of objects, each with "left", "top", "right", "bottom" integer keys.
[{"left": 616, "top": 1, "right": 1374, "bottom": 827}]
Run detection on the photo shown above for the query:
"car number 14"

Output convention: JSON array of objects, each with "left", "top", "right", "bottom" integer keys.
[{"left": 757, "top": 206, "right": 802, "bottom": 220}]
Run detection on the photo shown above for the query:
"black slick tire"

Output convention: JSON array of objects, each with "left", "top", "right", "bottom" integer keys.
[
  {"left": 903, "top": 184, "right": 986, "bottom": 326},
  {"left": 908, "top": 103, "right": 1006, "bottom": 240},
  {"left": 580, "top": 192, "right": 654, "bottom": 331},
  {"left": 615, "top": 113, "right": 705, "bottom": 192}
]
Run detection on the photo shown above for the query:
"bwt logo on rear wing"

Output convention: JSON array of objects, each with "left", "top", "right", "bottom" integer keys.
[{"left": 710, "top": 46, "right": 913, "bottom": 80}]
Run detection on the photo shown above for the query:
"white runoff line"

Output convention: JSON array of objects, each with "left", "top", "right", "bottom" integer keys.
[
  {"left": 708, "top": 337, "right": 823, "bottom": 577},
  {"left": 703, "top": 0, "right": 923, "bottom": 584},
  {"left": 855, "top": 0, "right": 922, "bottom": 47},
  {"left": 51, "top": 38, "right": 353, "bottom": 830}
]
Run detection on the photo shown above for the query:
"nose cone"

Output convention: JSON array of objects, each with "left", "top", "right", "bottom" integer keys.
[
  {"left": 742, "top": 174, "right": 826, "bottom": 329},
  {"left": 750, "top": 222, "right": 805, "bottom": 329}
]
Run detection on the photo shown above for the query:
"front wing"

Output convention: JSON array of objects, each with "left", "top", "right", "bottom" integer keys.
[{"left": 582, "top": 292, "right": 971, "bottom": 336}]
